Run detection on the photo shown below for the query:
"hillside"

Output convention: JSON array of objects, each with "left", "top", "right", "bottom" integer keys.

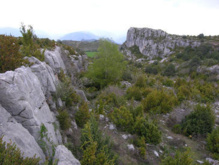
[{"left": 0, "top": 26, "right": 219, "bottom": 165}]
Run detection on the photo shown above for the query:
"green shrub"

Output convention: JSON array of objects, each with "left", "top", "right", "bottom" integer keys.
[
  {"left": 162, "top": 78, "right": 174, "bottom": 87},
  {"left": 135, "top": 75, "right": 146, "bottom": 88},
  {"left": 75, "top": 102, "right": 90, "bottom": 128},
  {"left": 141, "top": 87, "right": 153, "bottom": 98},
  {"left": 0, "top": 35, "right": 24, "bottom": 73},
  {"left": 181, "top": 105, "right": 215, "bottom": 136},
  {"left": 57, "top": 109, "right": 71, "bottom": 130},
  {"left": 109, "top": 106, "right": 134, "bottom": 132},
  {"left": 80, "top": 115, "right": 117, "bottom": 165},
  {"left": 55, "top": 72, "right": 79, "bottom": 107},
  {"left": 20, "top": 24, "right": 44, "bottom": 61},
  {"left": 161, "top": 148, "right": 194, "bottom": 165},
  {"left": 145, "top": 65, "right": 158, "bottom": 75},
  {"left": 126, "top": 86, "right": 142, "bottom": 101},
  {"left": 133, "top": 116, "right": 161, "bottom": 144},
  {"left": 122, "top": 69, "right": 132, "bottom": 81},
  {"left": 130, "top": 105, "right": 144, "bottom": 121},
  {"left": 133, "top": 136, "right": 147, "bottom": 159},
  {"left": 96, "top": 92, "right": 126, "bottom": 113},
  {"left": 177, "top": 85, "right": 191, "bottom": 102},
  {"left": 0, "top": 136, "right": 40, "bottom": 164},
  {"left": 142, "top": 89, "right": 177, "bottom": 113},
  {"left": 163, "top": 64, "right": 176, "bottom": 77},
  {"left": 207, "top": 127, "right": 219, "bottom": 159}
]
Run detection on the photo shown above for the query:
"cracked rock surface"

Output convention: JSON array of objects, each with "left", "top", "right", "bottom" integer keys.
[
  {"left": 0, "top": 66, "right": 61, "bottom": 144},
  {"left": 0, "top": 104, "right": 45, "bottom": 163}
]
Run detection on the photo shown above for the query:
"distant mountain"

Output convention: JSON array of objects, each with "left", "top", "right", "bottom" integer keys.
[{"left": 60, "top": 32, "right": 99, "bottom": 41}]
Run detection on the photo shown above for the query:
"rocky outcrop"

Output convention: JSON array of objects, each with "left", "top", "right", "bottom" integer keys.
[
  {"left": 28, "top": 57, "right": 58, "bottom": 110},
  {"left": 0, "top": 67, "right": 61, "bottom": 144},
  {"left": 0, "top": 104, "right": 45, "bottom": 163},
  {"left": 122, "top": 27, "right": 201, "bottom": 59},
  {"left": 70, "top": 55, "right": 88, "bottom": 73},
  {"left": 53, "top": 145, "right": 81, "bottom": 165},
  {"left": 45, "top": 46, "right": 66, "bottom": 74},
  {"left": 0, "top": 46, "right": 86, "bottom": 164}
]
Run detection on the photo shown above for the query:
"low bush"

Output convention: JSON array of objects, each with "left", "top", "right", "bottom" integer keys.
[
  {"left": 132, "top": 136, "right": 147, "bottom": 159},
  {"left": 142, "top": 89, "right": 177, "bottom": 113},
  {"left": 0, "top": 136, "right": 40, "bottom": 164},
  {"left": 145, "top": 65, "right": 158, "bottom": 75},
  {"left": 181, "top": 105, "right": 215, "bottom": 136},
  {"left": 80, "top": 115, "right": 117, "bottom": 165},
  {"left": 207, "top": 127, "right": 219, "bottom": 159},
  {"left": 96, "top": 92, "right": 126, "bottom": 113},
  {"left": 162, "top": 64, "right": 176, "bottom": 77},
  {"left": 126, "top": 86, "right": 142, "bottom": 101},
  {"left": 0, "top": 35, "right": 24, "bottom": 73},
  {"left": 135, "top": 75, "right": 146, "bottom": 88},
  {"left": 133, "top": 116, "right": 161, "bottom": 144},
  {"left": 109, "top": 106, "right": 134, "bottom": 132},
  {"left": 75, "top": 102, "right": 90, "bottom": 128},
  {"left": 57, "top": 109, "right": 71, "bottom": 130},
  {"left": 161, "top": 148, "right": 194, "bottom": 165},
  {"left": 55, "top": 72, "right": 79, "bottom": 107}
]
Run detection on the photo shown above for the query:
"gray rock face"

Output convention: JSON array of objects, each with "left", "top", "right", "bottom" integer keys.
[
  {"left": 28, "top": 57, "right": 58, "bottom": 110},
  {"left": 124, "top": 27, "right": 201, "bottom": 59},
  {"left": 70, "top": 55, "right": 88, "bottom": 73},
  {"left": 28, "top": 57, "right": 58, "bottom": 96},
  {"left": 0, "top": 104, "right": 45, "bottom": 163},
  {"left": 0, "top": 67, "right": 62, "bottom": 145},
  {"left": 44, "top": 46, "right": 66, "bottom": 74},
  {"left": 54, "top": 145, "right": 81, "bottom": 165}
]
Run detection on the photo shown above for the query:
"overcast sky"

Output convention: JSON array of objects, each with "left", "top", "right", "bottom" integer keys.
[{"left": 1, "top": 0, "right": 219, "bottom": 37}]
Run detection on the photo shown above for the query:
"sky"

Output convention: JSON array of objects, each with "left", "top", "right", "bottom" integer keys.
[{"left": 1, "top": 0, "right": 219, "bottom": 38}]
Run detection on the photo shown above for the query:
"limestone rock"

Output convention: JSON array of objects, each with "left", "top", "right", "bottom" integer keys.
[
  {"left": 53, "top": 145, "right": 81, "bottom": 165},
  {"left": 0, "top": 67, "right": 62, "bottom": 145},
  {"left": 123, "top": 27, "right": 201, "bottom": 59},
  {"left": 70, "top": 55, "right": 88, "bottom": 73},
  {"left": 28, "top": 56, "right": 58, "bottom": 96},
  {"left": 0, "top": 104, "right": 45, "bottom": 163},
  {"left": 44, "top": 46, "right": 66, "bottom": 74}
]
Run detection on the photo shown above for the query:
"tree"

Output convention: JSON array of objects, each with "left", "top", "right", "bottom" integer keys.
[{"left": 86, "top": 39, "right": 126, "bottom": 88}]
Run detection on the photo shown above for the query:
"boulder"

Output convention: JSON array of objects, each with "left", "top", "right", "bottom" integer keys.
[
  {"left": 53, "top": 145, "right": 81, "bottom": 165},
  {"left": 0, "top": 104, "right": 45, "bottom": 163}
]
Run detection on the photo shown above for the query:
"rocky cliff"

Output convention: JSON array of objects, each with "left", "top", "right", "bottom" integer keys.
[
  {"left": 122, "top": 27, "right": 201, "bottom": 59},
  {"left": 0, "top": 46, "right": 87, "bottom": 164}
]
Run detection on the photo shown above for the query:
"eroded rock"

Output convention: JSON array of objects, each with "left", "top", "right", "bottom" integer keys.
[
  {"left": 0, "top": 104, "right": 45, "bottom": 163},
  {"left": 123, "top": 27, "right": 201, "bottom": 59},
  {"left": 53, "top": 145, "right": 81, "bottom": 165},
  {"left": 0, "top": 67, "right": 62, "bottom": 145}
]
